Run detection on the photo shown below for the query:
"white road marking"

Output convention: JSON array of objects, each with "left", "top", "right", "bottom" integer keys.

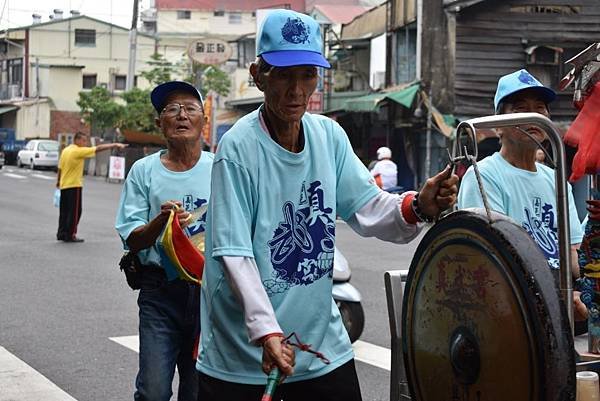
[
  {"left": 109, "top": 335, "right": 139, "bottom": 353},
  {"left": 2, "top": 173, "right": 26, "bottom": 180},
  {"left": 109, "top": 335, "right": 392, "bottom": 371},
  {"left": 353, "top": 340, "right": 391, "bottom": 371},
  {"left": 32, "top": 173, "right": 55, "bottom": 180},
  {"left": 0, "top": 346, "right": 77, "bottom": 401}
]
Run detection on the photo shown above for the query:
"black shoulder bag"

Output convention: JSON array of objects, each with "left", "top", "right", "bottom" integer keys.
[{"left": 119, "top": 252, "right": 143, "bottom": 290}]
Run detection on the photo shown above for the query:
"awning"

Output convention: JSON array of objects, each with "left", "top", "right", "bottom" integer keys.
[
  {"left": 0, "top": 106, "right": 18, "bottom": 115},
  {"left": 385, "top": 84, "right": 419, "bottom": 108},
  {"left": 344, "top": 92, "right": 387, "bottom": 112},
  {"left": 341, "top": 83, "right": 420, "bottom": 112}
]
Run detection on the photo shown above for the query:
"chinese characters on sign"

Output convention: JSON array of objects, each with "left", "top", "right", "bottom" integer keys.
[{"left": 188, "top": 38, "right": 232, "bottom": 65}]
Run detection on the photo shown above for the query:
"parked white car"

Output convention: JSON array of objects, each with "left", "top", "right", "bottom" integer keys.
[{"left": 17, "top": 139, "right": 60, "bottom": 170}]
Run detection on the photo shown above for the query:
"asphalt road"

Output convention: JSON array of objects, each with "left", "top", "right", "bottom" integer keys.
[{"left": 0, "top": 165, "right": 421, "bottom": 401}]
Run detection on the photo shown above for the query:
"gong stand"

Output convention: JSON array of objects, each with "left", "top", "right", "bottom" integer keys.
[{"left": 386, "top": 113, "right": 578, "bottom": 401}]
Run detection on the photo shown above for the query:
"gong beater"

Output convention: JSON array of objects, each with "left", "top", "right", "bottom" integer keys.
[{"left": 402, "top": 210, "right": 575, "bottom": 401}]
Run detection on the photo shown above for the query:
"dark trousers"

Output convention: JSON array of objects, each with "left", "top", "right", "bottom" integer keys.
[
  {"left": 197, "top": 359, "right": 362, "bottom": 401},
  {"left": 135, "top": 268, "right": 200, "bottom": 401},
  {"left": 57, "top": 187, "right": 82, "bottom": 240}
]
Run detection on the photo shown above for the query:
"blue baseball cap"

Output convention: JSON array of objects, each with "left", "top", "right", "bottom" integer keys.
[
  {"left": 150, "top": 81, "right": 203, "bottom": 114},
  {"left": 256, "top": 9, "right": 330, "bottom": 69},
  {"left": 494, "top": 69, "right": 556, "bottom": 113}
]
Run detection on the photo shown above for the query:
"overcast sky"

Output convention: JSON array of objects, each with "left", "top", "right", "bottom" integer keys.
[{"left": 0, "top": 0, "right": 152, "bottom": 30}]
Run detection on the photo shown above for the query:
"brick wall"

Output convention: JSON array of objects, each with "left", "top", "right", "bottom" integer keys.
[{"left": 50, "top": 110, "right": 90, "bottom": 140}]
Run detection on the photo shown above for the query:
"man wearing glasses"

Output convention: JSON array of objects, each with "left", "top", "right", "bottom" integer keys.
[{"left": 115, "top": 81, "right": 212, "bottom": 401}]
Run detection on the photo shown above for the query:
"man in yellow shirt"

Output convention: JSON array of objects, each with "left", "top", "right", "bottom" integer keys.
[{"left": 56, "top": 132, "right": 127, "bottom": 242}]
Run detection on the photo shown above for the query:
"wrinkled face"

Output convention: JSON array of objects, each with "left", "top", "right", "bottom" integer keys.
[
  {"left": 156, "top": 92, "right": 205, "bottom": 143},
  {"left": 257, "top": 65, "right": 318, "bottom": 122},
  {"left": 499, "top": 89, "right": 550, "bottom": 147}
]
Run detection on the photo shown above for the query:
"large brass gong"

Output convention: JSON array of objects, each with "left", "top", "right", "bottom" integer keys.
[{"left": 402, "top": 210, "right": 575, "bottom": 401}]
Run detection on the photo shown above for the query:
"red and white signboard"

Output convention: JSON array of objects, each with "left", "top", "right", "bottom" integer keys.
[
  {"left": 109, "top": 156, "right": 126, "bottom": 180},
  {"left": 307, "top": 91, "right": 323, "bottom": 113}
]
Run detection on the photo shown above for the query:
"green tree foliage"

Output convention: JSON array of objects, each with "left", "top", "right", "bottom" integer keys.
[
  {"left": 77, "top": 86, "right": 123, "bottom": 136},
  {"left": 198, "top": 65, "right": 230, "bottom": 98},
  {"left": 79, "top": 54, "right": 232, "bottom": 135},
  {"left": 140, "top": 53, "right": 176, "bottom": 86},
  {"left": 183, "top": 63, "right": 230, "bottom": 98},
  {"left": 120, "top": 88, "right": 156, "bottom": 133}
]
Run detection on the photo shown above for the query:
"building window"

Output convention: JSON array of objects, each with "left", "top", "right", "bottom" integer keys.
[
  {"left": 74, "top": 29, "right": 96, "bottom": 46},
  {"left": 114, "top": 75, "right": 127, "bottom": 91},
  {"left": 7, "top": 58, "right": 22, "bottom": 84},
  {"left": 228, "top": 12, "right": 242, "bottom": 24},
  {"left": 177, "top": 10, "right": 191, "bottom": 19},
  {"left": 82, "top": 74, "right": 97, "bottom": 89},
  {"left": 214, "top": 10, "right": 224, "bottom": 17}
]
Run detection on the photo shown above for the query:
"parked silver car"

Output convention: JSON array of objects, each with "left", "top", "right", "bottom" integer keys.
[{"left": 17, "top": 139, "right": 60, "bottom": 170}]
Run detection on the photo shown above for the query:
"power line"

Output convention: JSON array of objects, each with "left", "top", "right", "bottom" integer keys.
[{"left": 0, "top": 0, "right": 8, "bottom": 24}]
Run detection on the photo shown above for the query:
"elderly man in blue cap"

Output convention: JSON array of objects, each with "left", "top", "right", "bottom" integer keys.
[
  {"left": 196, "top": 9, "right": 459, "bottom": 401},
  {"left": 458, "top": 69, "right": 587, "bottom": 321},
  {"left": 116, "top": 80, "right": 213, "bottom": 401}
]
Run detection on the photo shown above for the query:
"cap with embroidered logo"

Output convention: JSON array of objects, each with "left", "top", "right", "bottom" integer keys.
[
  {"left": 256, "top": 9, "right": 330, "bottom": 69},
  {"left": 494, "top": 69, "right": 556, "bottom": 113}
]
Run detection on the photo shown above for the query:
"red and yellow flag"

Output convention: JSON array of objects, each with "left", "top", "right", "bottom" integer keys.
[{"left": 159, "top": 209, "right": 204, "bottom": 285}]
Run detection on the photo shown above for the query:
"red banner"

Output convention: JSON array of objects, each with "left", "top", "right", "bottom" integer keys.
[{"left": 202, "top": 94, "right": 213, "bottom": 147}]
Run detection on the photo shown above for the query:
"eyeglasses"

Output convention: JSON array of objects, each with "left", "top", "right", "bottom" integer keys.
[{"left": 161, "top": 103, "right": 203, "bottom": 117}]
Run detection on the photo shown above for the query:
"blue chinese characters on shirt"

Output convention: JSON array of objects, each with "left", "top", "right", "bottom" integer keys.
[
  {"left": 265, "top": 180, "right": 335, "bottom": 295},
  {"left": 522, "top": 197, "right": 560, "bottom": 269},
  {"left": 182, "top": 195, "right": 208, "bottom": 252}
]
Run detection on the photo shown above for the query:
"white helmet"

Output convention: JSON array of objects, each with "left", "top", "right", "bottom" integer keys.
[{"left": 377, "top": 146, "right": 392, "bottom": 160}]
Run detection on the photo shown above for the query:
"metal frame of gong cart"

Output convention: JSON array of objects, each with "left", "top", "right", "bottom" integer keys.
[{"left": 384, "top": 113, "right": 597, "bottom": 401}]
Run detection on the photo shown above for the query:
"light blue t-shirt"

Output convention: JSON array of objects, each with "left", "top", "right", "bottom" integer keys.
[
  {"left": 115, "top": 150, "right": 214, "bottom": 280},
  {"left": 197, "top": 109, "right": 380, "bottom": 384},
  {"left": 458, "top": 152, "right": 583, "bottom": 269}
]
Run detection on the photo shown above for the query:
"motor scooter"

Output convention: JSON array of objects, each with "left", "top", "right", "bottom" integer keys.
[{"left": 332, "top": 246, "right": 365, "bottom": 343}]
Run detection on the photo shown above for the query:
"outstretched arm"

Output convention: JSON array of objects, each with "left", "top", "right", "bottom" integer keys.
[{"left": 95, "top": 143, "right": 128, "bottom": 153}]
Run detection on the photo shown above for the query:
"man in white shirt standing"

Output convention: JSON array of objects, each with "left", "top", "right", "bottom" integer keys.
[{"left": 371, "top": 146, "right": 398, "bottom": 191}]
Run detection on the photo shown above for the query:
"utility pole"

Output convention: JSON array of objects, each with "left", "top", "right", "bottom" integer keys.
[
  {"left": 425, "top": 86, "right": 433, "bottom": 180},
  {"left": 126, "top": 0, "right": 139, "bottom": 91}
]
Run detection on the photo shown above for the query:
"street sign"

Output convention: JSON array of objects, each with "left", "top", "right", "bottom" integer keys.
[
  {"left": 188, "top": 38, "right": 232, "bottom": 65},
  {"left": 307, "top": 91, "right": 324, "bottom": 113},
  {"left": 108, "top": 156, "right": 126, "bottom": 180}
]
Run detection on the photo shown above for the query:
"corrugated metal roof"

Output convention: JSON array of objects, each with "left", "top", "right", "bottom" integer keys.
[
  {"left": 312, "top": 4, "right": 371, "bottom": 24},
  {"left": 155, "top": 0, "right": 306, "bottom": 12},
  {"left": 340, "top": 2, "right": 386, "bottom": 41}
]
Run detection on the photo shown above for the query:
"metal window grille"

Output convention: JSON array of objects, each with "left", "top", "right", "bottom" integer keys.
[
  {"left": 75, "top": 29, "right": 96, "bottom": 46},
  {"left": 177, "top": 10, "right": 191, "bottom": 19},
  {"left": 82, "top": 74, "right": 97, "bottom": 89}
]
